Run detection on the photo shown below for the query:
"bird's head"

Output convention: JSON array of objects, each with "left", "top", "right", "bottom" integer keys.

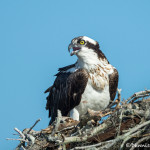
[{"left": 68, "top": 36, "right": 100, "bottom": 57}]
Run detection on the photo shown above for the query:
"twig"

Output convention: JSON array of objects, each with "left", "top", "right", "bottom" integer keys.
[
  {"left": 6, "top": 138, "right": 27, "bottom": 142},
  {"left": 122, "top": 120, "right": 150, "bottom": 139},
  {"left": 71, "top": 140, "right": 113, "bottom": 149},
  {"left": 13, "top": 133, "right": 19, "bottom": 136},
  {"left": 21, "top": 145, "right": 26, "bottom": 150},
  {"left": 131, "top": 94, "right": 149, "bottom": 103},
  {"left": 27, "top": 118, "right": 41, "bottom": 134},
  {"left": 25, "top": 134, "right": 35, "bottom": 145},
  {"left": 14, "top": 128, "right": 25, "bottom": 139},
  {"left": 108, "top": 88, "right": 122, "bottom": 109},
  {"left": 119, "top": 130, "right": 141, "bottom": 150},
  {"left": 117, "top": 105, "right": 123, "bottom": 137},
  {"left": 51, "top": 110, "right": 62, "bottom": 136},
  {"left": 114, "top": 89, "right": 122, "bottom": 135},
  {"left": 141, "top": 133, "right": 150, "bottom": 137},
  {"left": 126, "top": 90, "right": 150, "bottom": 103},
  {"left": 58, "top": 126, "right": 75, "bottom": 133},
  {"left": 15, "top": 142, "right": 24, "bottom": 150},
  {"left": 117, "top": 88, "right": 122, "bottom": 104}
]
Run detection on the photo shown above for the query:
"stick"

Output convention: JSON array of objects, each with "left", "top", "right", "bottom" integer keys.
[
  {"left": 14, "top": 128, "right": 25, "bottom": 139},
  {"left": 126, "top": 90, "right": 150, "bottom": 103},
  {"left": 27, "top": 118, "right": 41, "bottom": 134},
  {"left": 119, "top": 130, "right": 141, "bottom": 150},
  {"left": 117, "top": 105, "right": 123, "bottom": 137},
  {"left": 72, "top": 140, "right": 113, "bottom": 149},
  {"left": 51, "top": 110, "right": 62, "bottom": 136},
  {"left": 6, "top": 138, "right": 27, "bottom": 142},
  {"left": 21, "top": 145, "right": 26, "bottom": 150}
]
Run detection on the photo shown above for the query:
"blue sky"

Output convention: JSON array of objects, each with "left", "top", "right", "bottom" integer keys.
[{"left": 0, "top": 0, "right": 150, "bottom": 149}]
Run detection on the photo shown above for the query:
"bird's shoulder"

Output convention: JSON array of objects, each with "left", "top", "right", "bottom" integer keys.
[{"left": 45, "top": 63, "right": 88, "bottom": 93}]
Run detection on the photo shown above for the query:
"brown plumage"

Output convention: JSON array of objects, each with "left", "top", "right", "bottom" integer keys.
[
  {"left": 45, "top": 36, "right": 119, "bottom": 125},
  {"left": 109, "top": 68, "right": 119, "bottom": 100},
  {"left": 45, "top": 67, "right": 88, "bottom": 125}
]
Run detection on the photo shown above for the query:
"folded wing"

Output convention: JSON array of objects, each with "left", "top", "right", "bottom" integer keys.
[{"left": 45, "top": 66, "right": 88, "bottom": 125}]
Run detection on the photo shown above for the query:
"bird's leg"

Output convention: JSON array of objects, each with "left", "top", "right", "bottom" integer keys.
[{"left": 70, "top": 108, "right": 79, "bottom": 121}]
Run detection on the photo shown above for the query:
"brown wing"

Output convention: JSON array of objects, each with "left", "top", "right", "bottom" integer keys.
[
  {"left": 109, "top": 68, "right": 119, "bottom": 101},
  {"left": 44, "top": 64, "right": 76, "bottom": 93},
  {"left": 45, "top": 68, "right": 88, "bottom": 125}
]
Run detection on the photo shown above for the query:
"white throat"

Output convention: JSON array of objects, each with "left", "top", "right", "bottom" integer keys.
[{"left": 76, "top": 48, "right": 108, "bottom": 71}]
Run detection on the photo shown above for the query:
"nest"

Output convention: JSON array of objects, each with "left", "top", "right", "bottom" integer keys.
[{"left": 8, "top": 90, "right": 150, "bottom": 150}]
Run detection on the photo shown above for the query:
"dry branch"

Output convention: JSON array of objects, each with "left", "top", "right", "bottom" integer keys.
[{"left": 7, "top": 89, "right": 150, "bottom": 150}]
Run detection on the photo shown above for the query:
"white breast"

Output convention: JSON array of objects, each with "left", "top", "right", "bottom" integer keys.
[
  {"left": 75, "top": 79, "right": 110, "bottom": 116},
  {"left": 69, "top": 58, "right": 114, "bottom": 120}
]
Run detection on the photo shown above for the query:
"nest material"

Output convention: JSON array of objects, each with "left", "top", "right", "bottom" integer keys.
[{"left": 8, "top": 90, "right": 150, "bottom": 150}]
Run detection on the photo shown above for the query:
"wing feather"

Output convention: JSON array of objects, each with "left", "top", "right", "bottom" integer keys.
[
  {"left": 46, "top": 67, "right": 88, "bottom": 125},
  {"left": 109, "top": 68, "right": 119, "bottom": 101}
]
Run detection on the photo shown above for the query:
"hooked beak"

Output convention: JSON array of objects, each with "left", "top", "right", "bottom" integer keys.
[
  {"left": 68, "top": 43, "right": 73, "bottom": 53},
  {"left": 68, "top": 43, "right": 81, "bottom": 56}
]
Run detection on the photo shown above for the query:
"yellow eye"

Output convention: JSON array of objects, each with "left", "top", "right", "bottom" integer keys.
[{"left": 80, "top": 40, "right": 85, "bottom": 45}]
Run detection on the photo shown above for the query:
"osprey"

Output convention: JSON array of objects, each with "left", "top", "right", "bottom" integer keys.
[{"left": 45, "top": 36, "right": 118, "bottom": 125}]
